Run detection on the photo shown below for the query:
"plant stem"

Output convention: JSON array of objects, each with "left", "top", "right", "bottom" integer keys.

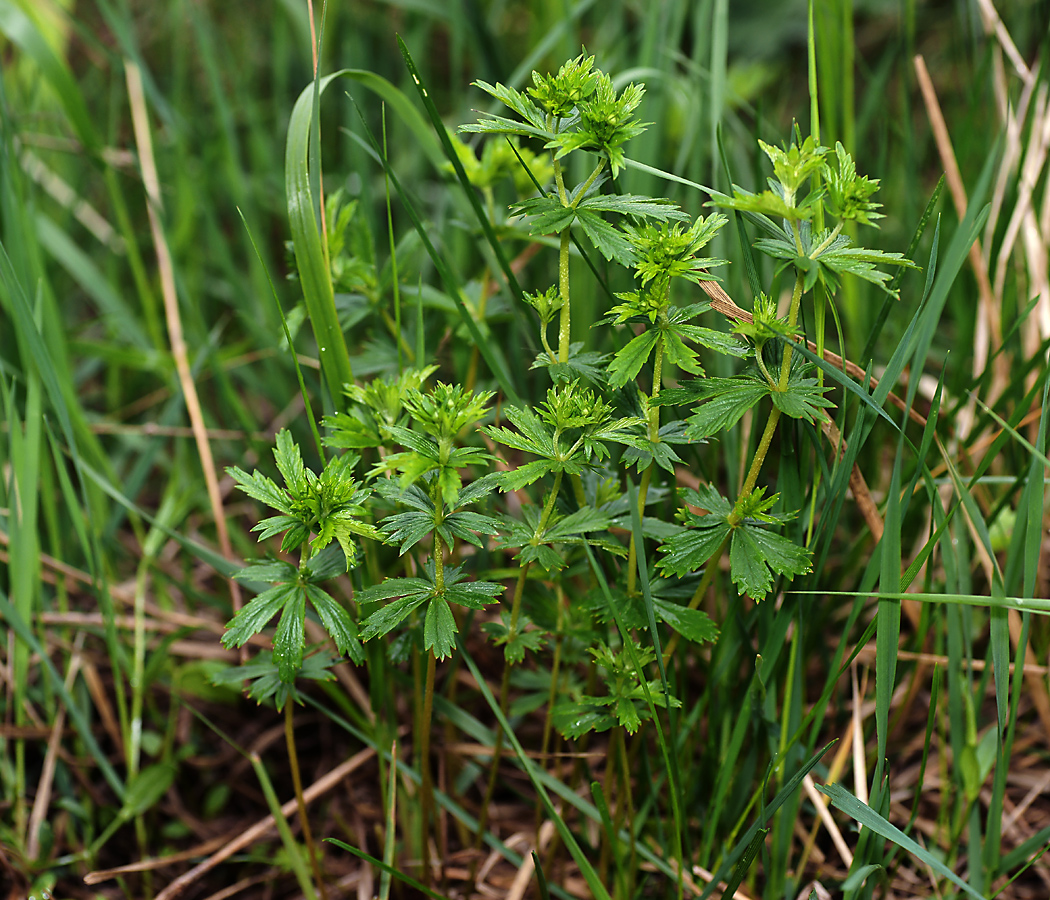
[
  {"left": 471, "top": 562, "right": 530, "bottom": 863},
  {"left": 286, "top": 699, "right": 329, "bottom": 900},
  {"left": 557, "top": 229, "right": 572, "bottom": 362},
  {"left": 736, "top": 268, "right": 807, "bottom": 502},
  {"left": 627, "top": 331, "right": 665, "bottom": 596},
  {"left": 472, "top": 470, "right": 565, "bottom": 868}
]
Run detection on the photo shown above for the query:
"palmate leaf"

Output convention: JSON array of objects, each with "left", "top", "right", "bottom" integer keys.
[
  {"left": 577, "top": 193, "right": 688, "bottom": 222},
  {"left": 222, "top": 571, "right": 364, "bottom": 682},
  {"left": 770, "top": 368, "right": 834, "bottom": 423},
  {"left": 534, "top": 344, "right": 611, "bottom": 385},
  {"left": 212, "top": 649, "right": 337, "bottom": 711},
  {"left": 481, "top": 612, "right": 548, "bottom": 664},
  {"left": 729, "top": 526, "right": 811, "bottom": 600},
  {"left": 496, "top": 505, "right": 614, "bottom": 572},
  {"left": 622, "top": 419, "right": 692, "bottom": 474},
  {"left": 682, "top": 374, "right": 771, "bottom": 440},
  {"left": 574, "top": 209, "right": 635, "bottom": 263},
  {"left": 582, "top": 581, "right": 717, "bottom": 645},
  {"left": 658, "top": 484, "right": 811, "bottom": 600},
  {"left": 359, "top": 563, "right": 503, "bottom": 659}
]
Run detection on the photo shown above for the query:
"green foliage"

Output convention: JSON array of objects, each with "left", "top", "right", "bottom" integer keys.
[
  {"left": 10, "top": 8, "right": 1017, "bottom": 896},
  {"left": 553, "top": 640, "right": 681, "bottom": 738},
  {"left": 484, "top": 381, "right": 646, "bottom": 489},
  {"left": 227, "top": 429, "right": 380, "bottom": 567},
  {"left": 377, "top": 381, "right": 494, "bottom": 506},
  {"left": 658, "top": 485, "right": 812, "bottom": 600},
  {"left": 358, "top": 561, "right": 504, "bottom": 660},
  {"left": 222, "top": 552, "right": 366, "bottom": 682}
]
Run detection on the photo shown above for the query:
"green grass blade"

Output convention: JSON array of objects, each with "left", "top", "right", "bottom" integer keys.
[
  {"left": 250, "top": 752, "right": 320, "bottom": 900},
  {"left": 819, "top": 783, "right": 987, "bottom": 900},
  {"left": 286, "top": 73, "right": 356, "bottom": 404},
  {"left": 0, "top": 0, "right": 99, "bottom": 153},
  {"left": 396, "top": 36, "right": 524, "bottom": 303},
  {"left": 347, "top": 96, "right": 520, "bottom": 402},
  {"left": 455, "top": 637, "right": 613, "bottom": 900},
  {"left": 697, "top": 742, "right": 834, "bottom": 900},
  {"left": 328, "top": 839, "right": 450, "bottom": 900},
  {"left": 0, "top": 584, "right": 125, "bottom": 800}
]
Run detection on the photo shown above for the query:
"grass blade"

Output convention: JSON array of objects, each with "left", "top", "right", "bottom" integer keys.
[{"left": 819, "top": 783, "right": 986, "bottom": 900}]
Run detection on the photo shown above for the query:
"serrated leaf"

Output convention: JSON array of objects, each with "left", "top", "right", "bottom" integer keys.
[
  {"left": 459, "top": 112, "right": 552, "bottom": 141},
  {"left": 769, "top": 371, "right": 834, "bottom": 423},
  {"left": 607, "top": 329, "right": 660, "bottom": 387},
  {"left": 683, "top": 375, "right": 771, "bottom": 440},
  {"left": 424, "top": 596, "right": 457, "bottom": 659},
  {"left": 511, "top": 195, "right": 577, "bottom": 233},
  {"left": 676, "top": 323, "right": 748, "bottom": 357},
  {"left": 222, "top": 583, "right": 297, "bottom": 649},
  {"left": 359, "top": 589, "right": 432, "bottom": 642},
  {"left": 443, "top": 511, "right": 501, "bottom": 548},
  {"left": 714, "top": 187, "right": 801, "bottom": 221},
  {"left": 466, "top": 79, "right": 549, "bottom": 131},
  {"left": 554, "top": 703, "right": 616, "bottom": 740},
  {"left": 520, "top": 543, "right": 566, "bottom": 571},
  {"left": 544, "top": 506, "right": 613, "bottom": 540},
  {"left": 657, "top": 520, "right": 731, "bottom": 577},
  {"left": 729, "top": 524, "right": 812, "bottom": 600},
  {"left": 302, "top": 543, "right": 351, "bottom": 582},
  {"left": 614, "top": 696, "right": 643, "bottom": 733},
  {"left": 653, "top": 597, "right": 719, "bottom": 645},
  {"left": 235, "top": 559, "right": 299, "bottom": 585},
  {"left": 482, "top": 612, "right": 547, "bottom": 664},
  {"left": 227, "top": 467, "right": 293, "bottom": 514},
  {"left": 272, "top": 587, "right": 306, "bottom": 683},
  {"left": 306, "top": 584, "right": 364, "bottom": 664},
  {"left": 575, "top": 210, "right": 636, "bottom": 263},
  {"left": 532, "top": 343, "right": 610, "bottom": 385},
  {"left": 577, "top": 193, "right": 688, "bottom": 222},
  {"left": 458, "top": 472, "right": 501, "bottom": 506},
  {"left": 273, "top": 429, "right": 307, "bottom": 496},
  {"left": 382, "top": 510, "right": 435, "bottom": 554},
  {"left": 444, "top": 579, "right": 505, "bottom": 610}
]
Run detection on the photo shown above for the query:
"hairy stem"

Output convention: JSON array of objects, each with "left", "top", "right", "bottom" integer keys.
[{"left": 627, "top": 334, "right": 665, "bottom": 596}]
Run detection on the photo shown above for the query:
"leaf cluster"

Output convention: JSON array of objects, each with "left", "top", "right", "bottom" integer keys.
[{"left": 658, "top": 485, "right": 812, "bottom": 601}]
